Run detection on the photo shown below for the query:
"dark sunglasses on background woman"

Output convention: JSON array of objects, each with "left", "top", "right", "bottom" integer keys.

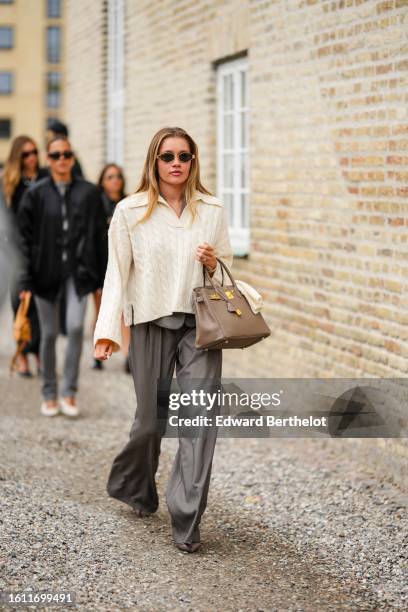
[
  {"left": 48, "top": 151, "right": 74, "bottom": 160},
  {"left": 21, "top": 149, "right": 38, "bottom": 159}
]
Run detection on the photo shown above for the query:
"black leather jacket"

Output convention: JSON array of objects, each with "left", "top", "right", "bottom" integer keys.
[{"left": 17, "top": 174, "right": 108, "bottom": 300}]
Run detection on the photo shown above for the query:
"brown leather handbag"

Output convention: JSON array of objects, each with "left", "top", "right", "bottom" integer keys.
[{"left": 193, "top": 258, "right": 271, "bottom": 350}]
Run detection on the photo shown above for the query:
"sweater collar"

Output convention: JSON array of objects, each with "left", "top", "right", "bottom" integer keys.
[{"left": 127, "top": 190, "right": 223, "bottom": 208}]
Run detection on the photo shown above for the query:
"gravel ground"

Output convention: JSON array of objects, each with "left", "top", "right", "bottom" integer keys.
[{"left": 0, "top": 308, "right": 407, "bottom": 611}]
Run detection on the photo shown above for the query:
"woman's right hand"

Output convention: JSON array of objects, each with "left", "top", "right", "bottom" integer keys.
[{"left": 94, "top": 339, "right": 114, "bottom": 361}]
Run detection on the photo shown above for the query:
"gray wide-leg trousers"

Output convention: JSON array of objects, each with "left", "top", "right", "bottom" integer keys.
[{"left": 106, "top": 316, "right": 222, "bottom": 545}]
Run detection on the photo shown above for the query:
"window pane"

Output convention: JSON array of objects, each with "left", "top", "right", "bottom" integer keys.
[
  {"left": 47, "top": 26, "right": 60, "bottom": 63},
  {"left": 47, "top": 0, "right": 61, "bottom": 18},
  {"left": 0, "top": 72, "right": 12, "bottom": 94},
  {"left": 240, "top": 111, "right": 247, "bottom": 148},
  {"left": 0, "top": 27, "right": 13, "bottom": 49},
  {"left": 223, "top": 114, "right": 233, "bottom": 149},
  {"left": 223, "top": 192, "right": 234, "bottom": 226},
  {"left": 223, "top": 74, "right": 234, "bottom": 111},
  {"left": 240, "top": 70, "right": 246, "bottom": 108},
  {"left": 0, "top": 118, "right": 11, "bottom": 138},
  {"left": 47, "top": 72, "right": 60, "bottom": 107},
  {"left": 240, "top": 152, "right": 248, "bottom": 188},
  {"left": 217, "top": 59, "right": 249, "bottom": 249},
  {"left": 240, "top": 193, "right": 249, "bottom": 228},
  {"left": 223, "top": 153, "right": 234, "bottom": 188}
]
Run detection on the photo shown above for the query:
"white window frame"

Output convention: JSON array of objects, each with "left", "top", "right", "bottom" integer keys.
[
  {"left": 107, "top": 0, "right": 124, "bottom": 165},
  {"left": 216, "top": 56, "right": 250, "bottom": 256}
]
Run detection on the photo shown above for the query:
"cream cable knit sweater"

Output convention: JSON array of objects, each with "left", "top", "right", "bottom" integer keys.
[{"left": 93, "top": 189, "right": 234, "bottom": 352}]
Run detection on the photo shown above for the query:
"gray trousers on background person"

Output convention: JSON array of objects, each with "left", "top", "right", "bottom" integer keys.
[
  {"left": 34, "top": 276, "right": 88, "bottom": 400},
  {"left": 106, "top": 313, "right": 223, "bottom": 545}
]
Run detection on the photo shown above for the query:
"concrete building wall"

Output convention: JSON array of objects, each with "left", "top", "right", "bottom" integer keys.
[{"left": 65, "top": 0, "right": 106, "bottom": 179}]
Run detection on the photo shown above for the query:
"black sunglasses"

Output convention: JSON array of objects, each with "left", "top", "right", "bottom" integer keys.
[
  {"left": 156, "top": 152, "right": 195, "bottom": 163},
  {"left": 48, "top": 151, "right": 74, "bottom": 160},
  {"left": 22, "top": 148, "right": 38, "bottom": 159}
]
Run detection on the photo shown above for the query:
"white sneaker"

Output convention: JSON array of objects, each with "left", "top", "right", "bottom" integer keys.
[
  {"left": 60, "top": 397, "right": 80, "bottom": 418},
  {"left": 40, "top": 400, "right": 60, "bottom": 417}
]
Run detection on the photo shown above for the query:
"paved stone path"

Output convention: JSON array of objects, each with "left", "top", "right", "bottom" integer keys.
[{"left": 0, "top": 307, "right": 406, "bottom": 610}]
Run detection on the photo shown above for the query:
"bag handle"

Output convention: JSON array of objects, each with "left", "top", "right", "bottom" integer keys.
[
  {"left": 214, "top": 257, "right": 238, "bottom": 291},
  {"left": 20, "top": 292, "right": 31, "bottom": 316},
  {"left": 202, "top": 258, "right": 225, "bottom": 286},
  {"left": 202, "top": 257, "right": 243, "bottom": 303}
]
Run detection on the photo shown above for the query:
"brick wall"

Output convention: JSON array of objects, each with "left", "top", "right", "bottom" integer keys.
[
  {"left": 241, "top": 0, "right": 407, "bottom": 381},
  {"left": 241, "top": 0, "right": 407, "bottom": 484},
  {"left": 66, "top": 0, "right": 407, "bottom": 379},
  {"left": 65, "top": 0, "right": 407, "bottom": 486}
]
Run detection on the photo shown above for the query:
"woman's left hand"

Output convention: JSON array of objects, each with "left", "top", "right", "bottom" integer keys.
[{"left": 196, "top": 242, "right": 217, "bottom": 270}]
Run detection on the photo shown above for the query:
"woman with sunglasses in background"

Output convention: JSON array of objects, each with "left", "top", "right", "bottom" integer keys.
[
  {"left": 94, "top": 126, "right": 233, "bottom": 553},
  {"left": 17, "top": 135, "right": 108, "bottom": 418},
  {"left": 91, "top": 163, "right": 130, "bottom": 373},
  {"left": 0, "top": 136, "right": 48, "bottom": 376}
]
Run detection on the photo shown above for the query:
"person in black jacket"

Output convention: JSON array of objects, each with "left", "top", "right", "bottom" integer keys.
[
  {"left": 17, "top": 135, "right": 108, "bottom": 418},
  {"left": 0, "top": 135, "right": 48, "bottom": 376}
]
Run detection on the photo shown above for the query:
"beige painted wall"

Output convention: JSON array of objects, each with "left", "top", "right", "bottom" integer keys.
[{"left": 0, "top": 0, "right": 65, "bottom": 166}]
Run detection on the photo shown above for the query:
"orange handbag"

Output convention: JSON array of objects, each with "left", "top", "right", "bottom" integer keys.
[{"left": 9, "top": 292, "right": 32, "bottom": 375}]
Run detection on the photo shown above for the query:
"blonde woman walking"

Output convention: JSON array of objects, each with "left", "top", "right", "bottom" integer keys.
[
  {"left": 94, "top": 126, "right": 233, "bottom": 553},
  {"left": 1, "top": 135, "right": 48, "bottom": 376}
]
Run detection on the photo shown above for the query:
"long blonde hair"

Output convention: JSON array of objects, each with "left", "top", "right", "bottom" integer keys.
[
  {"left": 133, "top": 126, "right": 212, "bottom": 226},
  {"left": 2, "top": 135, "right": 39, "bottom": 206}
]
